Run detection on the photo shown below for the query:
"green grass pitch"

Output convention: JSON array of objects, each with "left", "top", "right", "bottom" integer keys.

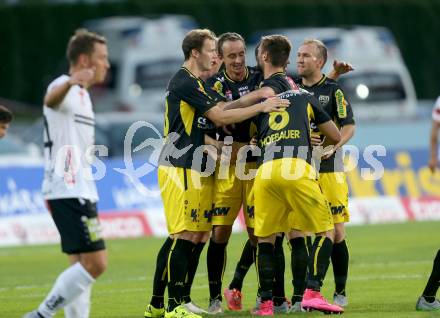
[{"left": 1, "top": 221, "right": 439, "bottom": 317}]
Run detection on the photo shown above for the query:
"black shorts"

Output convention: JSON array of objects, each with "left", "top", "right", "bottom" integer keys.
[{"left": 47, "top": 198, "right": 106, "bottom": 254}]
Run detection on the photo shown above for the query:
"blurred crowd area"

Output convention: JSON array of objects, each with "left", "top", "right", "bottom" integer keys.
[{"left": 0, "top": 0, "right": 439, "bottom": 159}]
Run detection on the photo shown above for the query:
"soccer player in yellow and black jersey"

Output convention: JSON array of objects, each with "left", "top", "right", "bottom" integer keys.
[
  {"left": 251, "top": 35, "right": 344, "bottom": 315},
  {"left": 204, "top": 32, "right": 262, "bottom": 313},
  {"left": 292, "top": 39, "right": 355, "bottom": 308},
  {"left": 144, "top": 53, "right": 222, "bottom": 318},
  {"left": 204, "top": 33, "right": 298, "bottom": 313},
  {"left": 215, "top": 39, "right": 353, "bottom": 313},
  {"left": 251, "top": 39, "right": 295, "bottom": 313},
  {"left": 146, "top": 29, "right": 289, "bottom": 318}
]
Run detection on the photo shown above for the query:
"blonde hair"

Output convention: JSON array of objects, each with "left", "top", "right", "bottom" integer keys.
[{"left": 302, "top": 39, "right": 327, "bottom": 68}]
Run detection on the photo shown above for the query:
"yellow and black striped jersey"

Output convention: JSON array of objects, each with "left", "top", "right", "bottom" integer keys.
[
  {"left": 159, "top": 67, "right": 224, "bottom": 170},
  {"left": 206, "top": 66, "right": 262, "bottom": 143},
  {"left": 295, "top": 75, "right": 355, "bottom": 172},
  {"left": 254, "top": 89, "right": 331, "bottom": 166}
]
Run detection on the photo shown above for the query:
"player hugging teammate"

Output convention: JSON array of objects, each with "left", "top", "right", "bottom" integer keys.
[{"left": 142, "top": 29, "right": 355, "bottom": 317}]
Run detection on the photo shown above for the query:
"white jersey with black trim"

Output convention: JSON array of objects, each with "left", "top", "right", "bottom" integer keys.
[
  {"left": 432, "top": 96, "right": 440, "bottom": 123},
  {"left": 42, "top": 74, "right": 99, "bottom": 202}
]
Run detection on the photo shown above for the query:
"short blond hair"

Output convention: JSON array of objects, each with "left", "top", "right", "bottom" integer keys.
[{"left": 302, "top": 39, "right": 327, "bottom": 68}]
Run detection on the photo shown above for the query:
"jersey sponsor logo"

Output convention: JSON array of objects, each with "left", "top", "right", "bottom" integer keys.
[
  {"left": 246, "top": 205, "right": 254, "bottom": 219},
  {"left": 191, "top": 208, "right": 199, "bottom": 222},
  {"left": 197, "top": 116, "right": 215, "bottom": 130},
  {"left": 238, "top": 88, "right": 250, "bottom": 97},
  {"left": 319, "top": 95, "right": 330, "bottom": 106},
  {"left": 335, "top": 89, "right": 347, "bottom": 118},
  {"left": 81, "top": 215, "right": 103, "bottom": 242},
  {"left": 204, "top": 208, "right": 212, "bottom": 222},
  {"left": 213, "top": 81, "right": 224, "bottom": 96},
  {"left": 212, "top": 206, "right": 230, "bottom": 216},
  {"left": 329, "top": 204, "right": 345, "bottom": 215},
  {"left": 46, "top": 295, "right": 66, "bottom": 310}
]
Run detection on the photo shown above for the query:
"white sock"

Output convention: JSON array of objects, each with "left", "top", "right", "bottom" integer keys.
[
  {"left": 64, "top": 284, "right": 92, "bottom": 318},
  {"left": 38, "top": 263, "right": 95, "bottom": 318}
]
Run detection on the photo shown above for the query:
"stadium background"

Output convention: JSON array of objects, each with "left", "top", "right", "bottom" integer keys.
[
  {"left": 0, "top": 0, "right": 439, "bottom": 105},
  {"left": 0, "top": 0, "right": 439, "bottom": 317}
]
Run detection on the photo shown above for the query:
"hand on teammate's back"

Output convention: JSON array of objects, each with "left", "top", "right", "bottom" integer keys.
[
  {"left": 321, "top": 145, "right": 336, "bottom": 159},
  {"left": 69, "top": 67, "right": 95, "bottom": 87},
  {"left": 260, "top": 97, "right": 290, "bottom": 113},
  {"left": 310, "top": 134, "right": 323, "bottom": 146}
]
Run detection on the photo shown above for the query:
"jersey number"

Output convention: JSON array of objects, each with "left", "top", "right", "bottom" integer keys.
[{"left": 268, "top": 111, "right": 290, "bottom": 131}]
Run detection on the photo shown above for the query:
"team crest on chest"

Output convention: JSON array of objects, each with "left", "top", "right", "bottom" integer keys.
[{"left": 319, "top": 95, "right": 330, "bottom": 106}]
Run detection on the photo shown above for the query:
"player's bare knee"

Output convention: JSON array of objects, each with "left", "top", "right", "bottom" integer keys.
[
  {"left": 334, "top": 230, "right": 345, "bottom": 243},
  {"left": 200, "top": 231, "right": 211, "bottom": 243},
  {"left": 257, "top": 234, "right": 276, "bottom": 245},
  {"left": 81, "top": 253, "right": 107, "bottom": 278},
  {"left": 176, "top": 231, "right": 198, "bottom": 243},
  {"left": 334, "top": 223, "right": 346, "bottom": 243},
  {"left": 286, "top": 229, "right": 305, "bottom": 240},
  {"left": 212, "top": 225, "right": 232, "bottom": 243},
  {"left": 193, "top": 231, "right": 209, "bottom": 243},
  {"left": 317, "top": 229, "right": 335, "bottom": 242},
  {"left": 94, "top": 258, "right": 108, "bottom": 277}
]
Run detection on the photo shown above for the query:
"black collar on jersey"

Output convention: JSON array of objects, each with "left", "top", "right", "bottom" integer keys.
[
  {"left": 223, "top": 66, "right": 249, "bottom": 83},
  {"left": 266, "top": 71, "right": 286, "bottom": 79},
  {"left": 301, "top": 74, "right": 326, "bottom": 88},
  {"left": 181, "top": 67, "right": 203, "bottom": 81}
]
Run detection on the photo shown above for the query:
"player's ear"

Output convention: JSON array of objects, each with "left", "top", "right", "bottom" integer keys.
[
  {"left": 318, "top": 57, "right": 325, "bottom": 69},
  {"left": 263, "top": 52, "right": 269, "bottom": 62},
  {"left": 191, "top": 48, "right": 200, "bottom": 59}
]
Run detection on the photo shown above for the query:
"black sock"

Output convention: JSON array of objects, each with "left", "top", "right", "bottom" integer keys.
[
  {"left": 290, "top": 237, "right": 308, "bottom": 303},
  {"left": 253, "top": 244, "right": 260, "bottom": 297},
  {"left": 273, "top": 235, "right": 286, "bottom": 306},
  {"left": 306, "top": 236, "right": 313, "bottom": 255},
  {"left": 331, "top": 239, "right": 349, "bottom": 295},
  {"left": 207, "top": 239, "right": 228, "bottom": 301},
  {"left": 150, "top": 237, "right": 173, "bottom": 308},
  {"left": 257, "top": 242, "right": 275, "bottom": 301},
  {"left": 167, "top": 239, "right": 195, "bottom": 311},
  {"left": 229, "top": 239, "right": 255, "bottom": 291},
  {"left": 182, "top": 242, "right": 206, "bottom": 303},
  {"left": 307, "top": 236, "right": 333, "bottom": 291},
  {"left": 423, "top": 249, "right": 440, "bottom": 302}
]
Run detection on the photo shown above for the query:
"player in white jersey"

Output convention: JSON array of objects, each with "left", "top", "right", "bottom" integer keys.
[
  {"left": 415, "top": 97, "right": 440, "bottom": 311},
  {"left": 24, "top": 29, "right": 110, "bottom": 318}
]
